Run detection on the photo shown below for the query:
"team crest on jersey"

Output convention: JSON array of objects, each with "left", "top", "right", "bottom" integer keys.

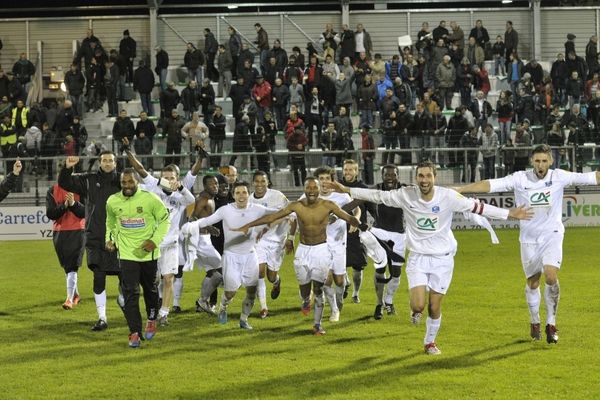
[
  {"left": 137, "top": 206, "right": 144, "bottom": 213},
  {"left": 416, "top": 217, "right": 438, "bottom": 231},
  {"left": 432, "top": 206, "right": 440, "bottom": 213}
]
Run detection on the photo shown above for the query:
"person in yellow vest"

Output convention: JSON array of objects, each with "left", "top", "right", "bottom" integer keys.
[
  {"left": 11, "top": 99, "right": 28, "bottom": 136},
  {"left": 0, "top": 114, "right": 16, "bottom": 155}
]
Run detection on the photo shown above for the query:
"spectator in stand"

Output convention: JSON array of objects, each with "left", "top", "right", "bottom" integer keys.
[
  {"left": 12, "top": 53, "right": 35, "bottom": 95},
  {"left": 135, "top": 111, "right": 156, "bottom": 148},
  {"left": 112, "top": 109, "right": 135, "bottom": 145},
  {"left": 319, "top": 72, "right": 337, "bottom": 123},
  {"left": 546, "top": 123, "right": 566, "bottom": 169},
  {"left": 469, "top": 20, "right": 490, "bottom": 50},
  {"left": 430, "top": 105, "right": 447, "bottom": 166},
  {"left": 24, "top": 123, "right": 42, "bottom": 158},
  {"left": 375, "top": 74, "right": 393, "bottom": 103},
  {"left": 109, "top": 49, "right": 128, "bottom": 102},
  {"left": 395, "top": 103, "right": 413, "bottom": 165},
  {"left": 305, "top": 86, "right": 323, "bottom": 148},
  {"left": 513, "top": 126, "right": 531, "bottom": 171},
  {"left": 11, "top": 99, "right": 29, "bottom": 136},
  {"left": 181, "top": 111, "right": 208, "bottom": 148},
  {"left": 431, "top": 38, "right": 449, "bottom": 73},
  {"left": 502, "top": 137, "right": 515, "bottom": 175},
  {"left": 357, "top": 74, "right": 377, "bottom": 129},
  {"left": 264, "top": 56, "right": 282, "bottom": 87},
  {"left": 104, "top": 58, "right": 119, "bottom": 118},
  {"left": 284, "top": 110, "right": 305, "bottom": 139},
  {"left": 69, "top": 116, "right": 88, "bottom": 155},
  {"left": 368, "top": 53, "right": 385, "bottom": 81},
  {"left": 238, "top": 95, "right": 258, "bottom": 135},
  {"left": 204, "top": 28, "right": 219, "bottom": 82},
  {"left": 288, "top": 76, "right": 305, "bottom": 114},
  {"left": 254, "top": 23, "right": 270, "bottom": 73},
  {"left": 253, "top": 125, "right": 271, "bottom": 175},
  {"left": 354, "top": 23, "right": 373, "bottom": 60},
  {"left": 585, "top": 36, "right": 598, "bottom": 78},
  {"left": 230, "top": 114, "right": 252, "bottom": 168},
  {"left": 230, "top": 76, "right": 250, "bottom": 125},
  {"left": 470, "top": 90, "right": 493, "bottom": 132},
  {"left": 523, "top": 59, "right": 544, "bottom": 89},
  {"left": 217, "top": 45, "right": 233, "bottom": 99},
  {"left": 0, "top": 159, "right": 22, "bottom": 201},
  {"left": 0, "top": 70, "right": 9, "bottom": 101},
  {"left": 269, "top": 39, "right": 288, "bottom": 72},
  {"left": 448, "top": 21, "right": 465, "bottom": 51},
  {"left": 260, "top": 111, "right": 278, "bottom": 169},
  {"left": 75, "top": 29, "right": 101, "bottom": 67},
  {"left": 289, "top": 47, "right": 305, "bottom": 71},
  {"left": 155, "top": 46, "right": 169, "bottom": 91},
  {"left": 119, "top": 30, "right": 137, "bottom": 84},
  {"left": 353, "top": 52, "right": 371, "bottom": 88},
  {"left": 41, "top": 122, "right": 61, "bottom": 180},
  {"left": 459, "top": 126, "right": 480, "bottom": 182},
  {"left": 240, "top": 59, "right": 259, "bottom": 91},
  {"left": 472, "top": 65, "right": 491, "bottom": 95},
  {"left": 465, "top": 36, "right": 485, "bottom": 68},
  {"left": 55, "top": 99, "right": 75, "bottom": 136},
  {"left": 319, "top": 23, "right": 338, "bottom": 57},
  {"left": 252, "top": 75, "right": 272, "bottom": 125},
  {"left": 304, "top": 55, "right": 323, "bottom": 92},
  {"left": 85, "top": 57, "right": 103, "bottom": 113},
  {"left": 0, "top": 95, "right": 11, "bottom": 120},
  {"left": 133, "top": 131, "right": 153, "bottom": 167},
  {"left": 479, "top": 123, "right": 498, "bottom": 179},
  {"left": 545, "top": 104, "right": 562, "bottom": 132},
  {"left": 504, "top": 21, "right": 519, "bottom": 70},
  {"left": 565, "top": 51, "right": 588, "bottom": 87},
  {"left": 199, "top": 77, "right": 216, "bottom": 119},
  {"left": 516, "top": 88, "right": 535, "bottom": 125},
  {"left": 448, "top": 41, "right": 463, "bottom": 69},
  {"left": 160, "top": 81, "right": 180, "bottom": 121},
  {"left": 420, "top": 90, "right": 439, "bottom": 115},
  {"left": 410, "top": 102, "right": 432, "bottom": 163},
  {"left": 566, "top": 70, "right": 584, "bottom": 108},
  {"left": 283, "top": 56, "right": 304, "bottom": 86},
  {"left": 338, "top": 24, "right": 355, "bottom": 64},
  {"left": 435, "top": 55, "right": 455, "bottom": 111},
  {"left": 584, "top": 72, "right": 600, "bottom": 101},
  {"left": 589, "top": 91, "right": 600, "bottom": 131},
  {"left": 507, "top": 52, "right": 524, "bottom": 103},
  {"left": 320, "top": 122, "right": 339, "bottom": 167},
  {"left": 385, "top": 54, "right": 405, "bottom": 83},
  {"left": 560, "top": 103, "right": 587, "bottom": 130},
  {"left": 228, "top": 26, "right": 243, "bottom": 80},
  {"left": 432, "top": 20, "right": 450, "bottom": 44},
  {"left": 564, "top": 33, "right": 576, "bottom": 58},
  {"left": 133, "top": 60, "right": 155, "bottom": 116},
  {"left": 334, "top": 72, "right": 353, "bottom": 115},
  {"left": 457, "top": 57, "right": 473, "bottom": 107},
  {"left": 492, "top": 35, "right": 506, "bottom": 76},
  {"left": 238, "top": 43, "right": 255, "bottom": 78},
  {"left": 496, "top": 90, "right": 513, "bottom": 145},
  {"left": 208, "top": 105, "right": 226, "bottom": 168},
  {"left": 64, "top": 63, "right": 85, "bottom": 118},
  {"left": 287, "top": 127, "right": 308, "bottom": 186},
  {"left": 0, "top": 113, "right": 16, "bottom": 156},
  {"left": 163, "top": 109, "right": 185, "bottom": 165},
  {"left": 447, "top": 107, "right": 469, "bottom": 167},
  {"left": 6, "top": 72, "right": 25, "bottom": 106},
  {"left": 184, "top": 42, "right": 204, "bottom": 84},
  {"left": 63, "top": 134, "right": 78, "bottom": 157},
  {"left": 181, "top": 80, "right": 200, "bottom": 121},
  {"left": 271, "top": 78, "right": 289, "bottom": 130}
]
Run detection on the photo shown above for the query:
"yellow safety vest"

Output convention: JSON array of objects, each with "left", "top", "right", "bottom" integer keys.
[
  {"left": 0, "top": 123, "right": 16, "bottom": 146},
  {"left": 11, "top": 107, "right": 28, "bottom": 128}
]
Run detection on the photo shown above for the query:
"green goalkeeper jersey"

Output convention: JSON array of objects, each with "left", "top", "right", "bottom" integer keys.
[{"left": 105, "top": 188, "right": 170, "bottom": 261}]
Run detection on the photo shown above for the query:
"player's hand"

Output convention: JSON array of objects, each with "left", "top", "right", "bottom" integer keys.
[
  {"left": 13, "top": 159, "right": 22, "bottom": 176},
  {"left": 65, "top": 156, "right": 79, "bottom": 169},
  {"left": 105, "top": 241, "right": 116, "bottom": 252},
  {"left": 509, "top": 205, "right": 534, "bottom": 220},
  {"left": 206, "top": 226, "right": 220, "bottom": 236},
  {"left": 169, "top": 179, "right": 181, "bottom": 191},
  {"left": 141, "top": 240, "right": 157, "bottom": 252},
  {"left": 65, "top": 192, "right": 75, "bottom": 207},
  {"left": 322, "top": 180, "right": 349, "bottom": 194},
  {"left": 122, "top": 137, "right": 130, "bottom": 146},
  {"left": 328, "top": 214, "right": 338, "bottom": 224},
  {"left": 232, "top": 225, "right": 249, "bottom": 235},
  {"left": 349, "top": 225, "right": 358, "bottom": 233},
  {"left": 285, "top": 238, "right": 295, "bottom": 254},
  {"left": 256, "top": 227, "right": 269, "bottom": 242}
]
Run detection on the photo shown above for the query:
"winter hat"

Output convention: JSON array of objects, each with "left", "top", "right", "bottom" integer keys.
[
  {"left": 123, "top": 29, "right": 130, "bottom": 36},
  {"left": 567, "top": 33, "right": 576, "bottom": 40}
]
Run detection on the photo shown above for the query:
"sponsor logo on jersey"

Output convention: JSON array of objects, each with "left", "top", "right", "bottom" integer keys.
[
  {"left": 529, "top": 190, "right": 551, "bottom": 207},
  {"left": 121, "top": 217, "right": 146, "bottom": 228},
  {"left": 416, "top": 217, "right": 438, "bottom": 231}
]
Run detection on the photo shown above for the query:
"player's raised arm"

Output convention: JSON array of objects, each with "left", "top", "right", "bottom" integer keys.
[
  {"left": 233, "top": 203, "right": 296, "bottom": 235},
  {"left": 455, "top": 180, "right": 491, "bottom": 194},
  {"left": 122, "top": 138, "right": 149, "bottom": 178},
  {"left": 327, "top": 200, "right": 367, "bottom": 231}
]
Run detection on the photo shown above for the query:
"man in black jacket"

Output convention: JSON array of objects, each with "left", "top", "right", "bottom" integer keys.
[
  {"left": 163, "top": 109, "right": 185, "bottom": 165},
  {"left": 204, "top": 28, "right": 219, "bottom": 82},
  {"left": 155, "top": 46, "right": 169, "bottom": 91},
  {"left": 64, "top": 63, "right": 86, "bottom": 118},
  {"left": 133, "top": 60, "right": 155, "bottom": 116},
  {"left": 135, "top": 111, "right": 156, "bottom": 148},
  {"left": 208, "top": 105, "right": 226, "bottom": 168},
  {"left": 12, "top": 53, "right": 35, "bottom": 94},
  {"left": 184, "top": 42, "right": 204, "bottom": 84},
  {"left": 58, "top": 152, "right": 122, "bottom": 332},
  {"left": 112, "top": 109, "right": 135, "bottom": 146},
  {"left": 0, "top": 159, "right": 21, "bottom": 202},
  {"left": 159, "top": 82, "right": 180, "bottom": 121},
  {"left": 119, "top": 30, "right": 137, "bottom": 83},
  {"left": 104, "top": 58, "right": 119, "bottom": 117}
]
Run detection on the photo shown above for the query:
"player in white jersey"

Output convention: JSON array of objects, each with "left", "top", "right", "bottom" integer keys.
[
  {"left": 233, "top": 177, "right": 364, "bottom": 336},
  {"left": 314, "top": 166, "right": 360, "bottom": 323},
  {"left": 249, "top": 171, "right": 291, "bottom": 318},
  {"left": 123, "top": 146, "right": 197, "bottom": 325},
  {"left": 182, "top": 182, "right": 276, "bottom": 330},
  {"left": 458, "top": 144, "right": 600, "bottom": 344},
  {"left": 324, "top": 161, "right": 532, "bottom": 354}
]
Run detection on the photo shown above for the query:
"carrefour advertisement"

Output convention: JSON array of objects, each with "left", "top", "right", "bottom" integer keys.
[
  {"left": 0, "top": 207, "right": 54, "bottom": 241},
  {"left": 452, "top": 193, "right": 600, "bottom": 230}
]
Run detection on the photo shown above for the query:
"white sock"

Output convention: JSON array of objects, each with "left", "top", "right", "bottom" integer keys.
[
  {"left": 66, "top": 272, "right": 77, "bottom": 301},
  {"left": 94, "top": 291, "right": 107, "bottom": 321},
  {"left": 424, "top": 316, "right": 442, "bottom": 345},
  {"left": 384, "top": 276, "right": 400, "bottom": 305},
  {"left": 159, "top": 306, "right": 169, "bottom": 318},
  {"left": 157, "top": 278, "right": 164, "bottom": 300},
  {"left": 314, "top": 292, "right": 324, "bottom": 325},
  {"left": 220, "top": 293, "right": 231, "bottom": 310},
  {"left": 334, "top": 284, "right": 344, "bottom": 309},
  {"left": 241, "top": 294, "right": 255, "bottom": 322},
  {"left": 173, "top": 277, "right": 183, "bottom": 307},
  {"left": 257, "top": 278, "right": 268, "bottom": 310},
  {"left": 525, "top": 285, "right": 541, "bottom": 324},
  {"left": 544, "top": 282, "right": 560, "bottom": 326},
  {"left": 352, "top": 270, "right": 362, "bottom": 297},
  {"left": 323, "top": 285, "right": 338, "bottom": 313}
]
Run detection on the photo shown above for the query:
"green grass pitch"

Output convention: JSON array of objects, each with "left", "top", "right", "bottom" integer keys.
[{"left": 2, "top": 228, "right": 600, "bottom": 399}]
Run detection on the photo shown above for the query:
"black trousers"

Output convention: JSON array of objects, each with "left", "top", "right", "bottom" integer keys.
[{"left": 119, "top": 259, "right": 159, "bottom": 335}]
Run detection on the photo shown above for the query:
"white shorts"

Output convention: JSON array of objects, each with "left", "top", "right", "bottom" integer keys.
[
  {"left": 222, "top": 250, "right": 259, "bottom": 292},
  {"left": 328, "top": 243, "right": 347, "bottom": 275},
  {"left": 256, "top": 239, "right": 284, "bottom": 271},
  {"left": 520, "top": 233, "right": 563, "bottom": 278},
  {"left": 405, "top": 252, "right": 454, "bottom": 295},
  {"left": 158, "top": 243, "right": 179, "bottom": 276},
  {"left": 196, "top": 234, "right": 222, "bottom": 271},
  {"left": 294, "top": 243, "right": 332, "bottom": 285},
  {"left": 370, "top": 227, "right": 406, "bottom": 266}
]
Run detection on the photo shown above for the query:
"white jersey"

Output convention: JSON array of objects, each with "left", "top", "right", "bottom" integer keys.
[
  {"left": 249, "top": 188, "right": 289, "bottom": 242},
  {"left": 187, "top": 203, "right": 275, "bottom": 255},
  {"left": 350, "top": 186, "right": 510, "bottom": 256},
  {"left": 142, "top": 175, "right": 195, "bottom": 246},
  {"left": 299, "top": 191, "right": 352, "bottom": 246},
  {"left": 489, "top": 169, "right": 597, "bottom": 243}
]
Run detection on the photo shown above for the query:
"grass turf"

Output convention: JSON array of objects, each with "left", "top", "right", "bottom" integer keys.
[{"left": 2, "top": 228, "right": 600, "bottom": 399}]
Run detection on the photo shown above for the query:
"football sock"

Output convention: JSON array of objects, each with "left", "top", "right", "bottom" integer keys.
[
  {"left": 66, "top": 272, "right": 77, "bottom": 301},
  {"left": 94, "top": 291, "right": 107, "bottom": 321},
  {"left": 220, "top": 294, "right": 231, "bottom": 310},
  {"left": 424, "top": 316, "right": 442, "bottom": 345},
  {"left": 173, "top": 277, "right": 183, "bottom": 307},
  {"left": 525, "top": 285, "right": 541, "bottom": 324},
  {"left": 159, "top": 307, "right": 169, "bottom": 318},
  {"left": 257, "top": 278, "right": 268, "bottom": 309},
  {"left": 352, "top": 269, "right": 363, "bottom": 297},
  {"left": 544, "top": 281, "right": 560, "bottom": 326},
  {"left": 314, "top": 292, "right": 324, "bottom": 325},
  {"left": 384, "top": 276, "right": 400, "bottom": 305},
  {"left": 157, "top": 278, "right": 163, "bottom": 300},
  {"left": 334, "top": 284, "right": 344, "bottom": 309},
  {"left": 323, "top": 285, "right": 338, "bottom": 313},
  {"left": 374, "top": 272, "right": 386, "bottom": 305},
  {"left": 241, "top": 292, "right": 256, "bottom": 322},
  {"left": 201, "top": 271, "right": 222, "bottom": 301}
]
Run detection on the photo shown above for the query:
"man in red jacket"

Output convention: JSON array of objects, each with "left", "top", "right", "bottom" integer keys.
[{"left": 251, "top": 75, "right": 272, "bottom": 125}]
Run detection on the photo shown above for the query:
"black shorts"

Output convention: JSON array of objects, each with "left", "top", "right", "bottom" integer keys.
[
  {"left": 87, "top": 246, "right": 120, "bottom": 273},
  {"left": 52, "top": 230, "right": 85, "bottom": 271},
  {"left": 346, "top": 231, "right": 367, "bottom": 270}
]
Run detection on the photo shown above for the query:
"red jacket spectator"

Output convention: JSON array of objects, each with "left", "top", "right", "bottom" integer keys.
[
  {"left": 284, "top": 113, "right": 305, "bottom": 139},
  {"left": 473, "top": 66, "right": 491, "bottom": 95},
  {"left": 252, "top": 78, "right": 272, "bottom": 108},
  {"left": 286, "top": 127, "right": 308, "bottom": 152}
]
